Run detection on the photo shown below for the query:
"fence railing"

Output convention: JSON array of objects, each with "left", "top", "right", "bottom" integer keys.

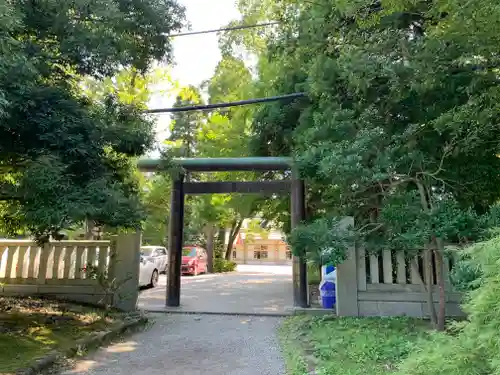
[
  {"left": 335, "top": 217, "right": 464, "bottom": 318},
  {"left": 0, "top": 240, "right": 110, "bottom": 282},
  {"left": 0, "top": 233, "right": 141, "bottom": 311}
]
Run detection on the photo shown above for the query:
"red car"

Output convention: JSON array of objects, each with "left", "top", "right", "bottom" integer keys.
[{"left": 181, "top": 245, "right": 208, "bottom": 276}]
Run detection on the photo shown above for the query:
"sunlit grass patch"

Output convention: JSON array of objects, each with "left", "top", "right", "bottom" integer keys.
[
  {"left": 0, "top": 297, "right": 124, "bottom": 374},
  {"left": 278, "top": 315, "right": 432, "bottom": 375}
]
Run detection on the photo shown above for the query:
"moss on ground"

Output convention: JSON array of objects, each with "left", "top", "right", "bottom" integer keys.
[
  {"left": 0, "top": 297, "right": 125, "bottom": 373},
  {"left": 278, "top": 315, "right": 432, "bottom": 375}
]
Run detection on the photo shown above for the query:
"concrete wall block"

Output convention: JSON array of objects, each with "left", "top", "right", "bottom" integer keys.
[
  {"left": 359, "top": 291, "right": 455, "bottom": 303},
  {"left": 335, "top": 216, "right": 358, "bottom": 316},
  {"left": 45, "top": 293, "right": 109, "bottom": 306},
  {"left": 358, "top": 301, "right": 425, "bottom": 317},
  {"left": 109, "top": 232, "right": 141, "bottom": 312},
  {"left": 0, "top": 277, "right": 35, "bottom": 285},
  {"left": 422, "top": 302, "right": 465, "bottom": 317},
  {"left": 358, "top": 301, "right": 380, "bottom": 316},
  {"left": 37, "top": 285, "right": 99, "bottom": 295},
  {"left": 2, "top": 284, "right": 39, "bottom": 295},
  {"left": 377, "top": 301, "right": 425, "bottom": 317}
]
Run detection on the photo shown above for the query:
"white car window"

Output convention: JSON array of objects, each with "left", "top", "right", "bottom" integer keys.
[
  {"left": 141, "top": 248, "right": 154, "bottom": 257},
  {"left": 157, "top": 248, "right": 167, "bottom": 256}
]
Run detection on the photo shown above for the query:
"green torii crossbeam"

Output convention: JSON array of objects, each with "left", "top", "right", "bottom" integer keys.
[{"left": 137, "top": 157, "right": 293, "bottom": 171}]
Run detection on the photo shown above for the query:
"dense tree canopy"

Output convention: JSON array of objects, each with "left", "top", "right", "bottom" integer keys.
[
  {"left": 213, "top": 0, "right": 500, "bottom": 328},
  {"left": 218, "top": 0, "right": 500, "bottom": 246},
  {"left": 0, "top": 0, "right": 185, "bottom": 238},
  {"left": 166, "top": 86, "right": 204, "bottom": 159}
]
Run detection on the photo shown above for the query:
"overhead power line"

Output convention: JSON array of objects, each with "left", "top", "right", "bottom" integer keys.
[
  {"left": 168, "top": 22, "right": 280, "bottom": 38},
  {"left": 145, "top": 92, "right": 306, "bottom": 114}
]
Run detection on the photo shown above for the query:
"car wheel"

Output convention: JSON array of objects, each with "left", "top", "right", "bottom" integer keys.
[{"left": 149, "top": 269, "right": 159, "bottom": 288}]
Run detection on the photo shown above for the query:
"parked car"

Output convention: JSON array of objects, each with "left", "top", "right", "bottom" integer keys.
[
  {"left": 181, "top": 245, "right": 208, "bottom": 276},
  {"left": 139, "top": 246, "right": 168, "bottom": 288},
  {"left": 140, "top": 246, "right": 168, "bottom": 274}
]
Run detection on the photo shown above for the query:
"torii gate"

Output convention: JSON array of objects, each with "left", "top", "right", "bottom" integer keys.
[{"left": 137, "top": 157, "right": 309, "bottom": 309}]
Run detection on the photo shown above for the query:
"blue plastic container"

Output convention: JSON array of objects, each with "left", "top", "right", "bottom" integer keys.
[
  {"left": 319, "top": 280, "right": 336, "bottom": 309},
  {"left": 321, "top": 264, "right": 336, "bottom": 280}
]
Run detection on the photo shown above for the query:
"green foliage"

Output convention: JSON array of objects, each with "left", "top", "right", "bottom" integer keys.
[
  {"left": 397, "top": 235, "right": 500, "bottom": 375},
  {"left": 447, "top": 203, "right": 500, "bottom": 292},
  {"left": 307, "top": 263, "right": 321, "bottom": 285},
  {"left": 449, "top": 253, "right": 483, "bottom": 293},
  {"left": 213, "top": 258, "right": 237, "bottom": 273},
  {"left": 157, "top": 55, "right": 262, "bottom": 254},
  {"left": 142, "top": 174, "right": 171, "bottom": 245},
  {"left": 0, "top": 297, "right": 124, "bottom": 373},
  {"left": 219, "top": 0, "right": 500, "bottom": 289},
  {"left": 205, "top": 56, "right": 253, "bottom": 104},
  {"left": 396, "top": 332, "right": 488, "bottom": 375},
  {"left": 165, "top": 86, "right": 204, "bottom": 158},
  {"left": 289, "top": 216, "right": 355, "bottom": 266},
  {"left": 0, "top": 0, "right": 185, "bottom": 238},
  {"left": 279, "top": 315, "right": 430, "bottom": 375}
]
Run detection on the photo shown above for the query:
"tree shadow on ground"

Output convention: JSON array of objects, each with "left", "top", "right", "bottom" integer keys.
[{"left": 0, "top": 297, "right": 120, "bottom": 373}]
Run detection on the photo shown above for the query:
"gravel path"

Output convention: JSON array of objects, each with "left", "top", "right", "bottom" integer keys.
[
  {"left": 138, "top": 265, "right": 293, "bottom": 315},
  {"left": 62, "top": 313, "right": 286, "bottom": 375}
]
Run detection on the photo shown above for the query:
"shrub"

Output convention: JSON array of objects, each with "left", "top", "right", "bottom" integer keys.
[
  {"left": 397, "top": 236, "right": 500, "bottom": 375},
  {"left": 307, "top": 263, "right": 321, "bottom": 285},
  {"left": 449, "top": 253, "right": 483, "bottom": 292},
  {"left": 213, "top": 258, "right": 237, "bottom": 273}
]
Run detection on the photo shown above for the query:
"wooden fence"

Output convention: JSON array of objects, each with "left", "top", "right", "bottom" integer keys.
[
  {"left": 0, "top": 233, "right": 141, "bottom": 311},
  {"left": 335, "top": 217, "right": 464, "bottom": 317}
]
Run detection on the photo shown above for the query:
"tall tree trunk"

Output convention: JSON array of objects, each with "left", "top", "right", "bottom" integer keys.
[
  {"left": 225, "top": 219, "right": 243, "bottom": 260},
  {"left": 205, "top": 224, "right": 216, "bottom": 273},
  {"left": 216, "top": 228, "right": 226, "bottom": 258},
  {"left": 84, "top": 218, "right": 94, "bottom": 240},
  {"left": 413, "top": 254, "right": 437, "bottom": 327},
  {"left": 434, "top": 237, "right": 447, "bottom": 331},
  {"left": 415, "top": 180, "right": 439, "bottom": 327},
  {"left": 425, "top": 245, "right": 438, "bottom": 328}
]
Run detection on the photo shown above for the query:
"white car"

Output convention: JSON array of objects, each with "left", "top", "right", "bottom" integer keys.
[{"left": 139, "top": 246, "right": 168, "bottom": 288}]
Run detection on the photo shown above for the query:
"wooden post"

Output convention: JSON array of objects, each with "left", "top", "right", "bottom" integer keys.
[
  {"left": 167, "top": 176, "right": 185, "bottom": 307},
  {"left": 291, "top": 167, "right": 308, "bottom": 308}
]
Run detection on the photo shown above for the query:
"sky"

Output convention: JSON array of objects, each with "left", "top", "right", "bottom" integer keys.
[{"left": 147, "top": 0, "right": 242, "bottom": 151}]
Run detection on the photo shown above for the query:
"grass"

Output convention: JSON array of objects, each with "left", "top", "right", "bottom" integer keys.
[
  {"left": 0, "top": 296, "right": 125, "bottom": 374},
  {"left": 278, "top": 315, "right": 432, "bottom": 375}
]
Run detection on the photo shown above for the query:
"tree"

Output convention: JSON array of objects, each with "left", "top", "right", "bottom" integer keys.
[
  {"left": 198, "top": 56, "right": 264, "bottom": 260},
  {"left": 166, "top": 86, "right": 205, "bottom": 159},
  {"left": 206, "top": 56, "right": 253, "bottom": 104},
  {"left": 0, "top": 0, "right": 185, "bottom": 239},
  {"left": 82, "top": 67, "right": 176, "bottom": 239},
  {"left": 162, "top": 85, "right": 207, "bottom": 248},
  {"left": 142, "top": 174, "right": 171, "bottom": 246},
  {"left": 229, "top": 0, "right": 500, "bottom": 330}
]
